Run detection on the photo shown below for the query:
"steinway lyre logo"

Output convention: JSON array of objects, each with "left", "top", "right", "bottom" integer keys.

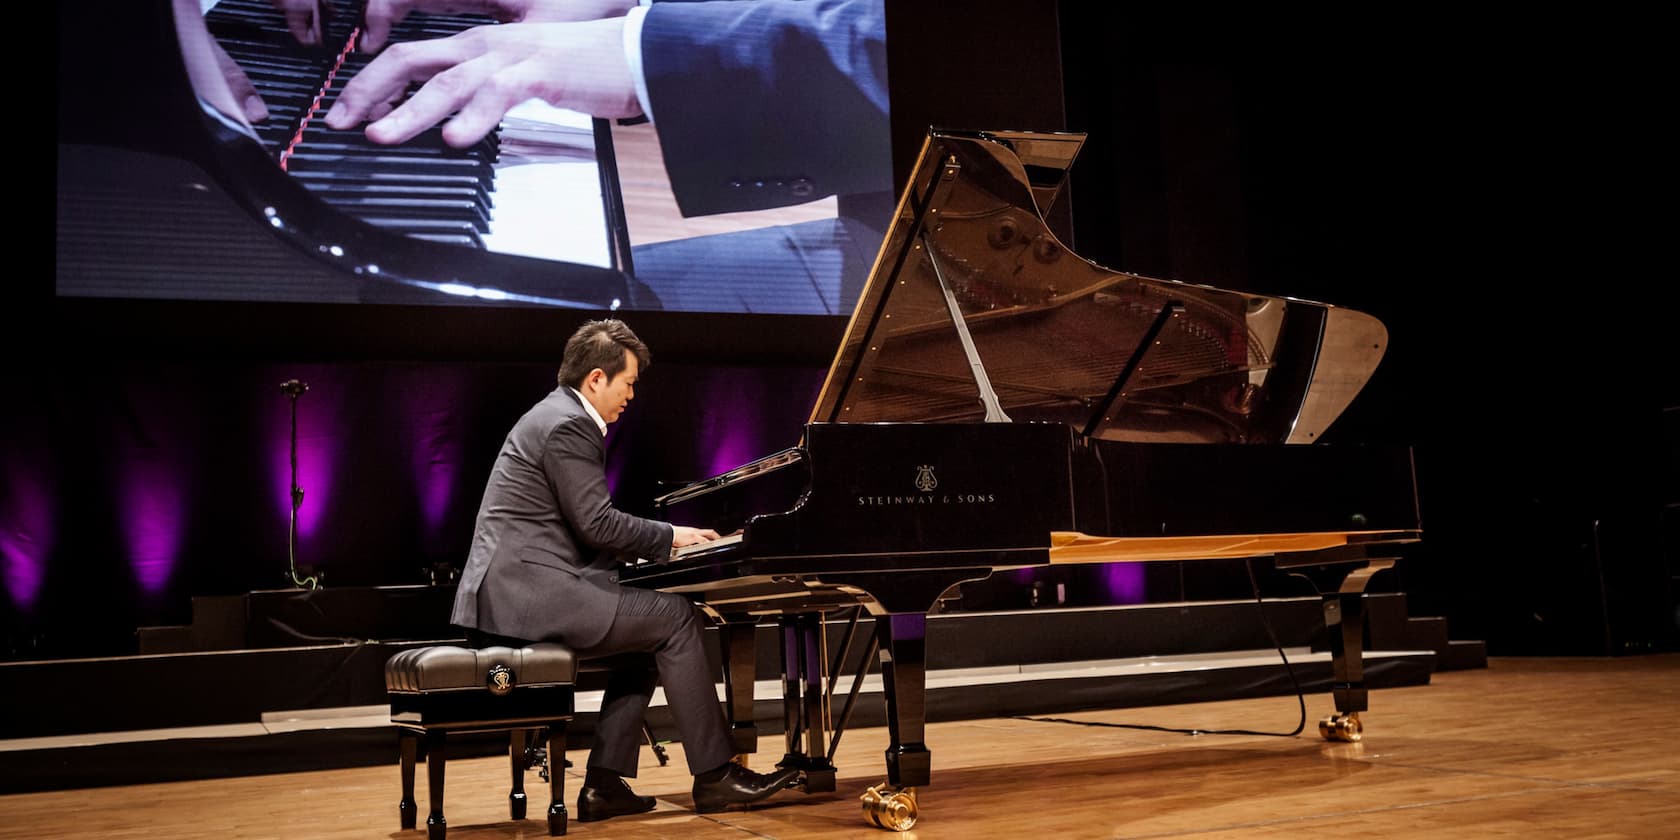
[
  {"left": 914, "top": 465, "right": 938, "bottom": 492},
  {"left": 487, "top": 664, "right": 515, "bottom": 696}
]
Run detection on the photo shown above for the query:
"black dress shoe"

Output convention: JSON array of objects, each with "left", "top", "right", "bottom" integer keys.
[
  {"left": 577, "top": 777, "right": 657, "bottom": 822},
  {"left": 692, "top": 761, "right": 802, "bottom": 813}
]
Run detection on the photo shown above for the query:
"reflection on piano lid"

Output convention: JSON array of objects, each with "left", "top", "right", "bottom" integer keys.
[{"left": 55, "top": 0, "right": 639, "bottom": 309}]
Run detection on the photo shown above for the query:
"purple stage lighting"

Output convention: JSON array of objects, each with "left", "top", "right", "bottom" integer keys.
[
  {"left": 0, "top": 465, "right": 52, "bottom": 613},
  {"left": 1101, "top": 561, "right": 1147, "bottom": 604},
  {"left": 121, "top": 457, "right": 184, "bottom": 597}
]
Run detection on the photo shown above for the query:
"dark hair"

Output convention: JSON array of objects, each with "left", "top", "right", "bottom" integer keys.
[{"left": 557, "top": 319, "right": 650, "bottom": 389}]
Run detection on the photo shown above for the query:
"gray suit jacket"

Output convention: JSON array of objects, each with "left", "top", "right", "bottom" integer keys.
[{"left": 450, "top": 386, "right": 673, "bottom": 647}]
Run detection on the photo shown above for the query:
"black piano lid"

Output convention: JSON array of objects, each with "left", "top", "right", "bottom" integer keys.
[{"left": 808, "top": 129, "right": 1391, "bottom": 445}]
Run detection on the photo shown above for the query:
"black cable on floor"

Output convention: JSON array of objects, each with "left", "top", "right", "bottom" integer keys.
[{"left": 1012, "top": 556, "right": 1307, "bottom": 738}]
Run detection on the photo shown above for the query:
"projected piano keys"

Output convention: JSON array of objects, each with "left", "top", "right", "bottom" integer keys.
[{"left": 202, "top": 0, "right": 615, "bottom": 268}]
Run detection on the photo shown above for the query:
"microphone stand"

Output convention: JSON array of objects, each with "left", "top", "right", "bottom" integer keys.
[{"left": 280, "top": 379, "right": 320, "bottom": 590}]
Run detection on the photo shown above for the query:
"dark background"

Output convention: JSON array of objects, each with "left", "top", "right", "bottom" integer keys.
[{"left": 19, "top": 2, "right": 1674, "bottom": 661}]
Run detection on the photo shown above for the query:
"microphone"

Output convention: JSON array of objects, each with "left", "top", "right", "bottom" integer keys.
[{"left": 280, "top": 379, "right": 309, "bottom": 398}]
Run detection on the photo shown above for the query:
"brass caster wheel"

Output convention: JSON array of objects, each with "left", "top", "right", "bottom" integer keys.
[
  {"left": 1319, "top": 712, "right": 1363, "bottom": 743},
  {"left": 861, "top": 783, "right": 918, "bottom": 831}
]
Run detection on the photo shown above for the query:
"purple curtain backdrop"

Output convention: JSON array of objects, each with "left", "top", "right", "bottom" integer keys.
[{"left": 0, "top": 359, "right": 827, "bottom": 658}]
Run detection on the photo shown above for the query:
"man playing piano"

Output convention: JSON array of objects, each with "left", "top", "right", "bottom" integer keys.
[{"left": 452, "top": 318, "right": 801, "bottom": 820}]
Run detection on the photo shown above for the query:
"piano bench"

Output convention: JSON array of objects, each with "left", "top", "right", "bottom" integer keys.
[{"left": 385, "top": 644, "right": 578, "bottom": 840}]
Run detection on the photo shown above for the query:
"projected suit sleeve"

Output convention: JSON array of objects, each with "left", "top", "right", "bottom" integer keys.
[
  {"left": 629, "top": 0, "right": 894, "bottom": 315},
  {"left": 638, "top": 0, "right": 891, "bottom": 216}
]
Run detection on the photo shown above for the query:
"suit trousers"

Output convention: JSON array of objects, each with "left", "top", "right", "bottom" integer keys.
[{"left": 470, "top": 586, "right": 734, "bottom": 777}]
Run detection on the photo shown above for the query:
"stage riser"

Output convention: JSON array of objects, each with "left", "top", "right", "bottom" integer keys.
[
  {"left": 0, "top": 653, "right": 1433, "bottom": 794},
  {"left": 3, "top": 594, "right": 1444, "bottom": 740}
]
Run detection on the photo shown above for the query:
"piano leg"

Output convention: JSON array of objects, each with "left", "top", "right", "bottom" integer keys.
[
  {"left": 861, "top": 612, "right": 926, "bottom": 831},
  {"left": 718, "top": 621, "right": 759, "bottom": 759},
  {"left": 811, "top": 568, "right": 990, "bottom": 831},
  {"left": 1278, "top": 555, "right": 1398, "bottom": 742},
  {"left": 776, "top": 614, "right": 839, "bottom": 792}
]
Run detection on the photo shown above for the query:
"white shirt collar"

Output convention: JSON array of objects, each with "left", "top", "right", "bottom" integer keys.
[{"left": 570, "top": 387, "right": 608, "bottom": 436}]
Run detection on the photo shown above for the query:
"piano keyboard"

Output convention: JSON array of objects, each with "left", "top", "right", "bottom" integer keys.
[
  {"left": 669, "top": 532, "right": 745, "bottom": 562},
  {"left": 202, "top": 0, "right": 617, "bottom": 267}
]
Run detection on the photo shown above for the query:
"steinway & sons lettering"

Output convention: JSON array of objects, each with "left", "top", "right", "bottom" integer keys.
[{"left": 856, "top": 493, "right": 997, "bottom": 505}]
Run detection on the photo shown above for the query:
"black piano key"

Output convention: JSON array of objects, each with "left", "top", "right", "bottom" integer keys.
[
  {"left": 357, "top": 217, "right": 486, "bottom": 249},
  {"left": 318, "top": 197, "right": 491, "bottom": 232},
  {"left": 300, "top": 182, "right": 491, "bottom": 214},
  {"left": 291, "top": 126, "right": 498, "bottom": 158},
  {"left": 290, "top": 138, "right": 484, "bottom": 160},
  {"left": 287, "top": 168, "right": 493, "bottom": 194},
  {"left": 283, "top": 152, "right": 492, "bottom": 179},
  {"left": 408, "top": 233, "right": 487, "bottom": 248}
]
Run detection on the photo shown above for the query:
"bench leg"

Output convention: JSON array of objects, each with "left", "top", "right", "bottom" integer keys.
[
  {"left": 425, "top": 730, "right": 447, "bottom": 840},
  {"left": 399, "top": 731, "right": 417, "bottom": 830},
  {"left": 509, "top": 728, "right": 528, "bottom": 820},
  {"left": 546, "top": 723, "right": 568, "bottom": 836}
]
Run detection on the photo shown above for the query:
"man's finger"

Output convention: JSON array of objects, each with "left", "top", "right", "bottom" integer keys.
[
  {"left": 359, "top": 0, "right": 407, "bottom": 53},
  {"left": 440, "top": 67, "right": 528, "bottom": 148},
  {"left": 284, "top": 8, "right": 319, "bottom": 45},
  {"left": 368, "top": 57, "right": 499, "bottom": 145},
  {"left": 324, "top": 38, "right": 474, "bottom": 131},
  {"left": 209, "top": 39, "right": 270, "bottom": 123}
]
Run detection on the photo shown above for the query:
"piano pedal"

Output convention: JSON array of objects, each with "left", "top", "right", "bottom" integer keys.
[
  {"left": 524, "top": 743, "right": 575, "bottom": 783},
  {"left": 775, "top": 755, "right": 837, "bottom": 793},
  {"left": 860, "top": 783, "right": 918, "bottom": 831},
  {"left": 1318, "top": 712, "right": 1363, "bottom": 742},
  {"left": 523, "top": 743, "right": 548, "bottom": 780},
  {"left": 644, "top": 724, "right": 670, "bottom": 767}
]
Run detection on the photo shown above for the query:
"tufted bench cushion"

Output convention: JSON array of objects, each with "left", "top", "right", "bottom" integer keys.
[
  {"left": 385, "top": 643, "right": 576, "bottom": 839},
  {"left": 386, "top": 644, "right": 578, "bottom": 693}
]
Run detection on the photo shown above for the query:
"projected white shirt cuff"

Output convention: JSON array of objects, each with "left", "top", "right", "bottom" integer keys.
[{"left": 623, "top": 3, "right": 654, "bottom": 123}]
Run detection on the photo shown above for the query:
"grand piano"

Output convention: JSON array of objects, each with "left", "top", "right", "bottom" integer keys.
[{"left": 620, "top": 128, "right": 1422, "bottom": 829}]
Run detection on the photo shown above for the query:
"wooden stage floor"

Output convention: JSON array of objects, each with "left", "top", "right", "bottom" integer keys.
[{"left": 2, "top": 654, "right": 1675, "bottom": 839}]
